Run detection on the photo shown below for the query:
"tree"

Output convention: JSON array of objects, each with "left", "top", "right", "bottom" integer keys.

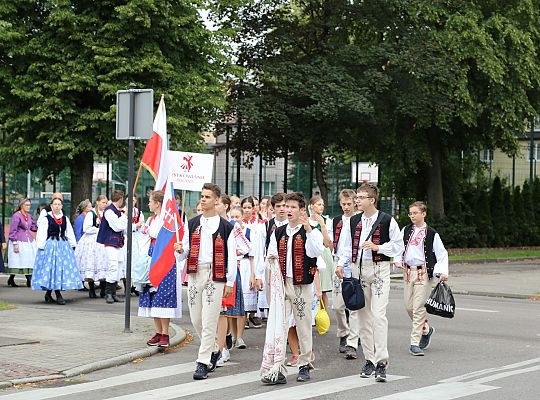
[
  {"left": 0, "top": 0, "right": 229, "bottom": 211},
  {"left": 380, "top": 0, "right": 540, "bottom": 220}
]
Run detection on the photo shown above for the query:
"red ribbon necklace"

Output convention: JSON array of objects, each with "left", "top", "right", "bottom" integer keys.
[{"left": 52, "top": 212, "right": 63, "bottom": 225}]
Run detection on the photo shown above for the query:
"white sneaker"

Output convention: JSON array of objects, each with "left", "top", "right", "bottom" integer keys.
[
  {"left": 235, "top": 337, "right": 247, "bottom": 349},
  {"left": 221, "top": 348, "right": 230, "bottom": 362}
]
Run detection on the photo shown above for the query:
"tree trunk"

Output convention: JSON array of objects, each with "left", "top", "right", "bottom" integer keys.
[
  {"left": 426, "top": 129, "right": 444, "bottom": 220},
  {"left": 314, "top": 149, "right": 329, "bottom": 206},
  {"left": 70, "top": 151, "right": 94, "bottom": 217}
]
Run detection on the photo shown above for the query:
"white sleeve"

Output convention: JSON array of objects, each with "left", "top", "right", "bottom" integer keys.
[
  {"left": 105, "top": 209, "right": 128, "bottom": 232},
  {"left": 254, "top": 225, "right": 267, "bottom": 279},
  {"left": 226, "top": 231, "right": 238, "bottom": 287},
  {"left": 35, "top": 215, "right": 49, "bottom": 249},
  {"left": 377, "top": 218, "right": 405, "bottom": 258},
  {"left": 306, "top": 228, "right": 324, "bottom": 258},
  {"left": 65, "top": 217, "right": 77, "bottom": 247},
  {"left": 37, "top": 208, "right": 47, "bottom": 227},
  {"left": 267, "top": 231, "right": 278, "bottom": 260},
  {"left": 337, "top": 224, "right": 352, "bottom": 267},
  {"left": 397, "top": 227, "right": 406, "bottom": 264},
  {"left": 432, "top": 233, "right": 449, "bottom": 276},
  {"left": 83, "top": 212, "right": 98, "bottom": 235}
]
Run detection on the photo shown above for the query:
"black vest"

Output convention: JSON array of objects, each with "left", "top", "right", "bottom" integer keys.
[
  {"left": 187, "top": 215, "right": 233, "bottom": 282},
  {"left": 96, "top": 204, "right": 124, "bottom": 248},
  {"left": 275, "top": 225, "right": 317, "bottom": 285},
  {"left": 264, "top": 218, "right": 277, "bottom": 251},
  {"left": 349, "top": 212, "right": 392, "bottom": 262},
  {"left": 46, "top": 214, "right": 67, "bottom": 241},
  {"left": 403, "top": 224, "right": 438, "bottom": 279}
]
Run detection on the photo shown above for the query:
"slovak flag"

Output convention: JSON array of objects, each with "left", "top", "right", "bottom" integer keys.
[
  {"left": 141, "top": 96, "right": 169, "bottom": 191},
  {"left": 149, "top": 181, "right": 184, "bottom": 288}
]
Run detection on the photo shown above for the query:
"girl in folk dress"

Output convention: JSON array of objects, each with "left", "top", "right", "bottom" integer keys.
[
  {"left": 73, "top": 200, "right": 92, "bottom": 243},
  {"left": 308, "top": 196, "right": 334, "bottom": 310},
  {"left": 7, "top": 198, "right": 38, "bottom": 288},
  {"left": 75, "top": 195, "right": 108, "bottom": 298},
  {"left": 240, "top": 197, "right": 261, "bottom": 329},
  {"left": 32, "top": 196, "right": 82, "bottom": 304},
  {"left": 138, "top": 191, "right": 180, "bottom": 348}
]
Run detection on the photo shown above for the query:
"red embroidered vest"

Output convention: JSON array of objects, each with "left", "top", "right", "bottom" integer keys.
[{"left": 275, "top": 225, "right": 317, "bottom": 285}]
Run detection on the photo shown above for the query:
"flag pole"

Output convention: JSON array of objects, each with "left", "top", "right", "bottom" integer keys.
[
  {"left": 133, "top": 162, "right": 143, "bottom": 194},
  {"left": 176, "top": 189, "right": 186, "bottom": 243}
]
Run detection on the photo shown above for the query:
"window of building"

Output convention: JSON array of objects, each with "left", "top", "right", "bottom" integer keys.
[
  {"left": 262, "top": 181, "right": 276, "bottom": 195},
  {"left": 481, "top": 149, "right": 493, "bottom": 162},
  {"left": 230, "top": 180, "right": 244, "bottom": 197}
]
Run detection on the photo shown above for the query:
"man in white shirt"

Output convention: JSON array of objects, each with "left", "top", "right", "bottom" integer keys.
[
  {"left": 394, "top": 201, "right": 448, "bottom": 356},
  {"left": 336, "top": 184, "right": 404, "bottom": 382},
  {"left": 174, "top": 183, "right": 237, "bottom": 380},
  {"left": 328, "top": 189, "right": 356, "bottom": 354},
  {"left": 263, "top": 192, "right": 324, "bottom": 384}
]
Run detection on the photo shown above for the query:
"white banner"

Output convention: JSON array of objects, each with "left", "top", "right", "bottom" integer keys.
[{"left": 167, "top": 151, "right": 214, "bottom": 191}]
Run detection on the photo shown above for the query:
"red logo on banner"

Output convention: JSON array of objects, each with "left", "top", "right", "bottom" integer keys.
[{"left": 181, "top": 155, "right": 194, "bottom": 172}]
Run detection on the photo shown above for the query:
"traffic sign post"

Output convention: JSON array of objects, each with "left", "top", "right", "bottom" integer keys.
[{"left": 116, "top": 84, "right": 153, "bottom": 333}]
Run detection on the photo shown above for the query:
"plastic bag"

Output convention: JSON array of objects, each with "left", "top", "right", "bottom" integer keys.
[
  {"left": 341, "top": 277, "right": 365, "bottom": 310},
  {"left": 425, "top": 281, "right": 455, "bottom": 319},
  {"left": 315, "top": 300, "right": 330, "bottom": 335}
]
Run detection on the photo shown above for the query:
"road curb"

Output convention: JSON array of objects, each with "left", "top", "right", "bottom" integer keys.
[
  {"left": 449, "top": 256, "right": 540, "bottom": 264},
  {"left": 0, "top": 322, "right": 186, "bottom": 388},
  {"left": 390, "top": 280, "right": 536, "bottom": 300}
]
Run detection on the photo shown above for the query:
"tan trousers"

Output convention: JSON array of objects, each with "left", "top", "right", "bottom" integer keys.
[
  {"left": 353, "top": 260, "right": 391, "bottom": 364},
  {"left": 187, "top": 263, "right": 225, "bottom": 366},
  {"left": 404, "top": 267, "right": 433, "bottom": 346},
  {"left": 332, "top": 260, "right": 349, "bottom": 338},
  {"left": 284, "top": 277, "right": 313, "bottom": 367}
]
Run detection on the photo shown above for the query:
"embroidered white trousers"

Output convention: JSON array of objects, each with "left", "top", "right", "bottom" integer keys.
[
  {"left": 331, "top": 260, "right": 349, "bottom": 338},
  {"left": 351, "top": 260, "right": 391, "bottom": 365},
  {"left": 187, "top": 263, "right": 225, "bottom": 366},
  {"left": 284, "top": 277, "right": 313, "bottom": 367}
]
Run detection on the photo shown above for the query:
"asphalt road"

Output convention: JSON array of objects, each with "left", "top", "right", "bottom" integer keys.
[{"left": 0, "top": 284, "right": 538, "bottom": 400}]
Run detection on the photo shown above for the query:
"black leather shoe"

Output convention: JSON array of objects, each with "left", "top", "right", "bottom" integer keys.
[
  {"left": 297, "top": 365, "right": 311, "bottom": 382},
  {"left": 193, "top": 362, "right": 208, "bottom": 380},
  {"left": 7, "top": 275, "right": 19, "bottom": 287},
  {"left": 45, "top": 292, "right": 55, "bottom": 303},
  {"left": 26, "top": 275, "right": 32, "bottom": 287},
  {"left": 208, "top": 350, "right": 221, "bottom": 372}
]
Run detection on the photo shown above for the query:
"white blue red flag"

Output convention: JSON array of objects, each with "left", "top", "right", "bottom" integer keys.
[{"left": 149, "top": 181, "right": 184, "bottom": 288}]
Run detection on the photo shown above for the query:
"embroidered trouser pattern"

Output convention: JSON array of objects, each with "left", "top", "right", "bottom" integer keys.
[
  {"left": 187, "top": 263, "right": 225, "bottom": 366},
  {"left": 332, "top": 261, "right": 349, "bottom": 338},
  {"left": 404, "top": 268, "right": 433, "bottom": 346},
  {"left": 283, "top": 277, "right": 313, "bottom": 367},
  {"left": 357, "top": 260, "right": 391, "bottom": 365}
]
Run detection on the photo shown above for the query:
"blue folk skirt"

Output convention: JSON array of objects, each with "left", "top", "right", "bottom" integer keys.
[{"left": 32, "top": 239, "right": 83, "bottom": 291}]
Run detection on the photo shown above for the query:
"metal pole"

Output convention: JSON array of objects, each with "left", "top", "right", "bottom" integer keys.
[
  {"left": 2, "top": 131, "right": 5, "bottom": 227},
  {"left": 355, "top": 154, "right": 359, "bottom": 188},
  {"left": 531, "top": 117, "right": 535, "bottom": 185},
  {"left": 225, "top": 125, "right": 230, "bottom": 194},
  {"left": 283, "top": 149, "right": 288, "bottom": 193},
  {"left": 512, "top": 155, "right": 515, "bottom": 188},
  {"left": 258, "top": 152, "right": 263, "bottom": 199},
  {"left": 309, "top": 149, "right": 314, "bottom": 199},
  {"left": 106, "top": 154, "right": 110, "bottom": 198},
  {"left": 124, "top": 83, "right": 137, "bottom": 333}
]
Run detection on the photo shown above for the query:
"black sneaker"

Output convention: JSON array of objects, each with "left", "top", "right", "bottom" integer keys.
[
  {"left": 226, "top": 333, "right": 233, "bottom": 350},
  {"left": 344, "top": 346, "right": 358, "bottom": 360},
  {"left": 419, "top": 326, "right": 434, "bottom": 349},
  {"left": 261, "top": 371, "right": 287, "bottom": 385},
  {"left": 249, "top": 315, "right": 263, "bottom": 328},
  {"left": 208, "top": 350, "right": 221, "bottom": 372},
  {"left": 375, "top": 362, "right": 387, "bottom": 382},
  {"left": 297, "top": 365, "right": 311, "bottom": 382},
  {"left": 339, "top": 335, "right": 348, "bottom": 353},
  {"left": 193, "top": 362, "right": 208, "bottom": 380},
  {"left": 360, "top": 360, "right": 375, "bottom": 378}
]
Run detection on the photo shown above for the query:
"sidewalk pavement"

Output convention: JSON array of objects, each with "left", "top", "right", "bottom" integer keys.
[
  {"left": 0, "top": 259, "right": 538, "bottom": 388},
  {"left": 0, "top": 305, "right": 186, "bottom": 388}
]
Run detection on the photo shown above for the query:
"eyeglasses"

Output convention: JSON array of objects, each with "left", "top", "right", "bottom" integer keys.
[{"left": 356, "top": 196, "right": 372, "bottom": 200}]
